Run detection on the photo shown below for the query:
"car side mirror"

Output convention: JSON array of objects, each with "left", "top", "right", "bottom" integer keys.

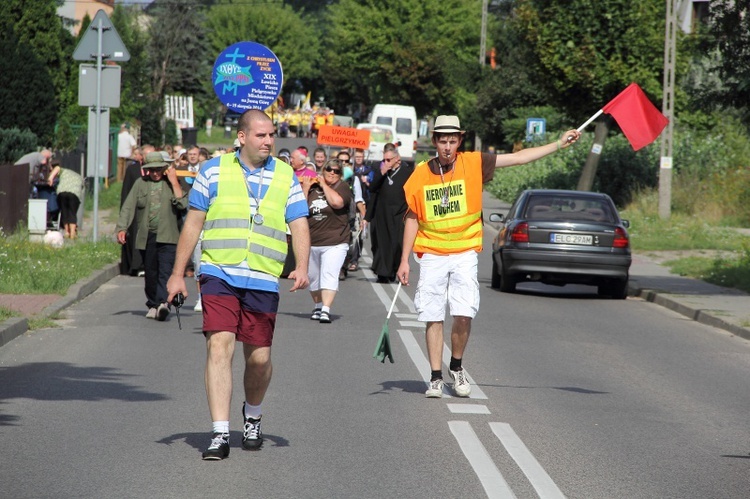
[
  {"left": 488, "top": 213, "right": 505, "bottom": 223},
  {"left": 621, "top": 219, "right": 630, "bottom": 228}
]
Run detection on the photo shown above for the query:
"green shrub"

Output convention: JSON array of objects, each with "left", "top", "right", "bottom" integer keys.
[
  {"left": 486, "top": 115, "right": 750, "bottom": 218},
  {"left": 486, "top": 132, "right": 659, "bottom": 207},
  {"left": 0, "top": 127, "right": 40, "bottom": 163}
]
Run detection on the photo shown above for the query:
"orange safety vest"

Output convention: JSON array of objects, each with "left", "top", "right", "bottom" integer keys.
[{"left": 403, "top": 152, "right": 484, "bottom": 255}]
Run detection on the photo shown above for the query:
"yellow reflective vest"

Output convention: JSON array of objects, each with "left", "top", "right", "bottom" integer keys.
[{"left": 201, "top": 153, "right": 292, "bottom": 276}]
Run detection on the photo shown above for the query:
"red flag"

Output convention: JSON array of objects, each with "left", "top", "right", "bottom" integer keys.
[{"left": 602, "top": 83, "right": 668, "bottom": 151}]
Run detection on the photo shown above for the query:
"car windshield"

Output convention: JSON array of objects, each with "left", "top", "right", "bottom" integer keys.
[{"left": 524, "top": 195, "right": 615, "bottom": 223}]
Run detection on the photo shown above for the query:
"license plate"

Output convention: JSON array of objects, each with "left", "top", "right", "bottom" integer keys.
[{"left": 550, "top": 233, "right": 593, "bottom": 245}]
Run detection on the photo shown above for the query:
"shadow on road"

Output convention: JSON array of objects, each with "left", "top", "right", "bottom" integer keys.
[{"left": 0, "top": 362, "right": 169, "bottom": 426}]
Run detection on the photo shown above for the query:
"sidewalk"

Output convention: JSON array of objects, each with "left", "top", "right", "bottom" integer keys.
[{"left": 2, "top": 195, "right": 750, "bottom": 347}]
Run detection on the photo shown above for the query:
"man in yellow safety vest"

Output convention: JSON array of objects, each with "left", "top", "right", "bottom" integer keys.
[{"left": 167, "top": 109, "right": 310, "bottom": 460}]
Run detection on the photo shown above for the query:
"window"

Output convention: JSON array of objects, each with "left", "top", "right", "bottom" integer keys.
[{"left": 395, "top": 118, "right": 412, "bottom": 135}]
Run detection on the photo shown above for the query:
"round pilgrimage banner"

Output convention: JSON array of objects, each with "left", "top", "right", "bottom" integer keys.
[{"left": 212, "top": 41, "right": 283, "bottom": 112}]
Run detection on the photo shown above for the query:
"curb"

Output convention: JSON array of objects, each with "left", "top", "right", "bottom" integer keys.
[
  {"left": 0, "top": 262, "right": 120, "bottom": 349},
  {"left": 629, "top": 283, "right": 750, "bottom": 342}
]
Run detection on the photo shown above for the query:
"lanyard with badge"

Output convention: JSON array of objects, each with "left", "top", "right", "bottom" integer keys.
[{"left": 247, "top": 166, "right": 266, "bottom": 226}]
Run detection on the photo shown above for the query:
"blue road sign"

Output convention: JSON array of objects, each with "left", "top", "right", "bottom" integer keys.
[
  {"left": 526, "top": 117, "right": 546, "bottom": 142},
  {"left": 212, "top": 41, "right": 283, "bottom": 112}
]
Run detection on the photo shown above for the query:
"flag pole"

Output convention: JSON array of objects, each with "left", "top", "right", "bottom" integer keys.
[{"left": 576, "top": 109, "right": 603, "bottom": 133}]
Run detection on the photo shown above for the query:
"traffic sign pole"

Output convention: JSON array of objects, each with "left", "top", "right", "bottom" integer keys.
[
  {"left": 73, "top": 9, "right": 129, "bottom": 242},
  {"left": 92, "top": 15, "right": 104, "bottom": 242}
]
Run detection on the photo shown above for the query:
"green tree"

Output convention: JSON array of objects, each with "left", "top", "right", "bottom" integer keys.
[
  {"left": 514, "top": 0, "right": 668, "bottom": 123},
  {"left": 0, "top": 29, "right": 57, "bottom": 143},
  {"left": 110, "top": 5, "right": 152, "bottom": 129},
  {"left": 323, "top": 0, "right": 482, "bottom": 116},
  {"left": 206, "top": 0, "right": 322, "bottom": 97},
  {"left": 0, "top": 0, "right": 75, "bottom": 142},
  {"left": 1, "top": 0, "right": 72, "bottom": 111},
  {"left": 702, "top": 0, "right": 750, "bottom": 125},
  {"left": 135, "top": 0, "right": 212, "bottom": 144},
  {"left": 468, "top": 4, "right": 549, "bottom": 149}
]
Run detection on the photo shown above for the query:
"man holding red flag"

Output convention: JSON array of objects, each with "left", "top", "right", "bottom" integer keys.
[{"left": 396, "top": 115, "right": 581, "bottom": 398}]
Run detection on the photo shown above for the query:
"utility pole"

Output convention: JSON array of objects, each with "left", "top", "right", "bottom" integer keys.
[
  {"left": 476, "top": 0, "right": 488, "bottom": 152},
  {"left": 659, "top": 0, "right": 677, "bottom": 220}
]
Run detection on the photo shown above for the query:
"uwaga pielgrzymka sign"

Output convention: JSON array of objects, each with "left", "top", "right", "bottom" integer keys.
[
  {"left": 316, "top": 125, "right": 371, "bottom": 149},
  {"left": 212, "top": 41, "right": 283, "bottom": 112}
]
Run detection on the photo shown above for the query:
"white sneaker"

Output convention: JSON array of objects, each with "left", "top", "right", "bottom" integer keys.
[
  {"left": 450, "top": 368, "right": 471, "bottom": 397},
  {"left": 425, "top": 379, "right": 444, "bottom": 398},
  {"left": 193, "top": 297, "right": 202, "bottom": 312},
  {"left": 145, "top": 308, "right": 157, "bottom": 319}
]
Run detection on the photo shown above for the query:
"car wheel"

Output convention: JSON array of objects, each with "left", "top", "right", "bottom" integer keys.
[
  {"left": 499, "top": 262, "right": 516, "bottom": 293},
  {"left": 491, "top": 258, "right": 501, "bottom": 289},
  {"left": 598, "top": 280, "right": 628, "bottom": 299}
]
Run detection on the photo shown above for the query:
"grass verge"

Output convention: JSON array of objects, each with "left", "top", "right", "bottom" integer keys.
[
  {"left": 622, "top": 189, "right": 750, "bottom": 293},
  {"left": 663, "top": 247, "right": 750, "bottom": 293},
  {"left": 0, "top": 231, "right": 118, "bottom": 294},
  {"left": 0, "top": 307, "right": 17, "bottom": 322}
]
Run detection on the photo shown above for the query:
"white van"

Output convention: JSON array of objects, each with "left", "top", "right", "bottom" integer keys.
[
  {"left": 369, "top": 104, "right": 418, "bottom": 161},
  {"left": 356, "top": 123, "right": 397, "bottom": 165}
]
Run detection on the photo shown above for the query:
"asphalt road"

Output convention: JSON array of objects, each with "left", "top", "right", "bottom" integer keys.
[{"left": 1, "top": 226, "right": 748, "bottom": 498}]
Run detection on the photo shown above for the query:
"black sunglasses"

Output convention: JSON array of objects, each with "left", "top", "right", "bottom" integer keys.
[{"left": 325, "top": 166, "right": 342, "bottom": 174}]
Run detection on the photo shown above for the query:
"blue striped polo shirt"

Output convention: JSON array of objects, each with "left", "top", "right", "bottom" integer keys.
[{"left": 188, "top": 152, "right": 308, "bottom": 292}]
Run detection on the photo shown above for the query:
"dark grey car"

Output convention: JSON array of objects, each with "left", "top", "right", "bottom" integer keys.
[{"left": 489, "top": 189, "right": 632, "bottom": 299}]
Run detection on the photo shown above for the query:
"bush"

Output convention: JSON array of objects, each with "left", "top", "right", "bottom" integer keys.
[
  {"left": 485, "top": 132, "right": 659, "bottom": 207},
  {"left": 486, "top": 116, "right": 750, "bottom": 219},
  {"left": 0, "top": 127, "right": 40, "bottom": 163}
]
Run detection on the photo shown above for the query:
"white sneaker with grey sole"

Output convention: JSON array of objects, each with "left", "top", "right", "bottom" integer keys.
[
  {"left": 450, "top": 368, "right": 471, "bottom": 397},
  {"left": 425, "top": 379, "right": 444, "bottom": 398}
]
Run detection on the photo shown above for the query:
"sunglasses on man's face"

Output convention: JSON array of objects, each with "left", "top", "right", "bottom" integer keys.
[{"left": 324, "top": 167, "right": 342, "bottom": 174}]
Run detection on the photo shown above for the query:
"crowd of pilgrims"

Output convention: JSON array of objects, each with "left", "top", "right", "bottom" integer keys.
[{"left": 116, "top": 140, "right": 412, "bottom": 323}]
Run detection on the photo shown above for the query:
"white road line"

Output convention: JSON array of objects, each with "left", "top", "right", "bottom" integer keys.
[
  {"left": 448, "top": 403, "right": 491, "bottom": 414},
  {"left": 397, "top": 329, "right": 452, "bottom": 398},
  {"left": 394, "top": 313, "right": 418, "bottom": 319},
  {"left": 449, "top": 421, "right": 517, "bottom": 499},
  {"left": 490, "top": 423, "right": 566, "bottom": 499},
  {"left": 399, "top": 320, "right": 424, "bottom": 328},
  {"left": 397, "top": 286, "right": 416, "bottom": 313},
  {"left": 371, "top": 282, "right": 399, "bottom": 312}
]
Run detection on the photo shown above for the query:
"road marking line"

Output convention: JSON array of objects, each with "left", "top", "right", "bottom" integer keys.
[
  {"left": 490, "top": 422, "right": 566, "bottom": 499},
  {"left": 449, "top": 421, "right": 517, "bottom": 499},
  {"left": 398, "top": 329, "right": 451, "bottom": 398},
  {"left": 399, "top": 320, "right": 424, "bottom": 328},
  {"left": 448, "top": 403, "right": 491, "bottom": 414},
  {"left": 397, "top": 288, "right": 416, "bottom": 313},
  {"left": 395, "top": 313, "right": 418, "bottom": 319}
]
